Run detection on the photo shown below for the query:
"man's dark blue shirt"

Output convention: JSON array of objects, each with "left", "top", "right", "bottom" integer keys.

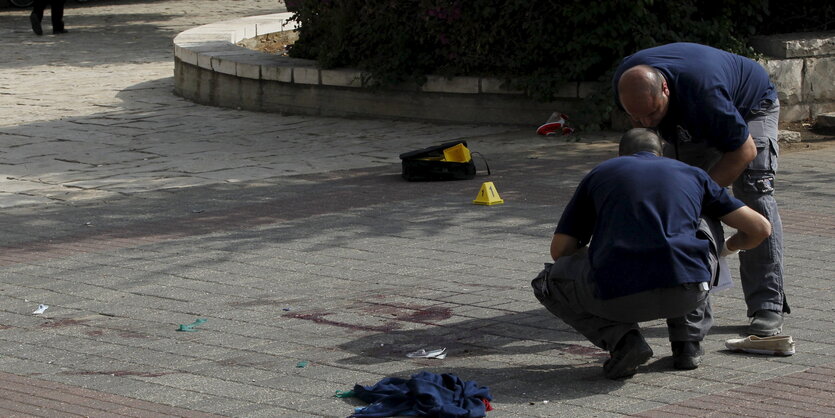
[
  {"left": 556, "top": 152, "right": 744, "bottom": 299},
  {"left": 613, "top": 42, "right": 777, "bottom": 152}
]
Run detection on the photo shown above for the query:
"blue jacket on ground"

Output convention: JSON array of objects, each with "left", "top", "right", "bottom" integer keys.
[
  {"left": 555, "top": 152, "right": 744, "bottom": 299},
  {"left": 351, "top": 371, "right": 492, "bottom": 418},
  {"left": 612, "top": 42, "right": 777, "bottom": 152}
]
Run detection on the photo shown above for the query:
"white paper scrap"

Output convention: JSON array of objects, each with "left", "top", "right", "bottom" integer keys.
[{"left": 406, "top": 347, "right": 447, "bottom": 359}]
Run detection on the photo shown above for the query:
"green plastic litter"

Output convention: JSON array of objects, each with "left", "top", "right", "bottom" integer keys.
[
  {"left": 334, "top": 390, "right": 355, "bottom": 398},
  {"left": 296, "top": 361, "right": 309, "bottom": 368},
  {"left": 176, "top": 318, "right": 207, "bottom": 332}
]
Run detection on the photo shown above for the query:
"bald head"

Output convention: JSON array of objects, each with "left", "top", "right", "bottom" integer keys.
[
  {"left": 618, "top": 65, "right": 670, "bottom": 128},
  {"left": 619, "top": 128, "right": 663, "bottom": 156},
  {"left": 619, "top": 65, "right": 665, "bottom": 98}
]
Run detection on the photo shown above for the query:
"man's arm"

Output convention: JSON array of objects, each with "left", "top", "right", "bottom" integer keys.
[
  {"left": 709, "top": 135, "right": 757, "bottom": 187},
  {"left": 550, "top": 233, "right": 580, "bottom": 261},
  {"left": 719, "top": 205, "right": 771, "bottom": 251}
]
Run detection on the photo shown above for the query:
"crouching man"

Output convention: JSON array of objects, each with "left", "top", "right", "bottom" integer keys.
[{"left": 532, "top": 128, "right": 771, "bottom": 379}]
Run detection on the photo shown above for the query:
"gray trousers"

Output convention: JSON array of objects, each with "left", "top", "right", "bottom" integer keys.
[
  {"left": 532, "top": 221, "right": 717, "bottom": 351},
  {"left": 663, "top": 99, "right": 786, "bottom": 316}
]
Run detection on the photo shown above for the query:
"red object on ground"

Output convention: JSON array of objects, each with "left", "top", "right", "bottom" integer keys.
[
  {"left": 482, "top": 398, "right": 494, "bottom": 411},
  {"left": 536, "top": 113, "right": 574, "bottom": 135}
]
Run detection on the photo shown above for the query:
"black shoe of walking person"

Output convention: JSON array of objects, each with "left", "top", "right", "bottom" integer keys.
[
  {"left": 30, "top": 12, "right": 43, "bottom": 36},
  {"left": 604, "top": 330, "right": 653, "bottom": 379},
  {"left": 53, "top": 28, "right": 68, "bottom": 34},
  {"left": 671, "top": 341, "right": 703, "bottom": 370}
]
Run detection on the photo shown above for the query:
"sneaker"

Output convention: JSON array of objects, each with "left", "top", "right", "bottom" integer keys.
[
  {"left": 30, "top": 12, "right": 43, "bottom": 36},
  {"left": 725, "top": 335, "right": 795, "bottom": 356},
  {"left": 671, "top": 341, "right": 703, "bottom": 370},
  {"left": 603, "top": 330, "right": 653, "bottom": 379},
  {"left": 53, "top": 28, "right": 68, "bottom": 34},
  {"left": 748, "top": 309, "right": 783, "bottom": 336}
]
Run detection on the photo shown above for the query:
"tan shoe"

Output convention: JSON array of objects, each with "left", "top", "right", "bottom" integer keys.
[{"left": 725, "top": 335, "right": 795, "bottom": 356}]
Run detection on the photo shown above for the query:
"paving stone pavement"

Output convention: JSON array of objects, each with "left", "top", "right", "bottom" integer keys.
[{"left": 2, "top": 1, "right": 835, "bottom": 417}]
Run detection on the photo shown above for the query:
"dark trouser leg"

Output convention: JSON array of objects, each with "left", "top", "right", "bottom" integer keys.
[
  {"left": 531, "top": 250, "right": 638, "bottom": 351},
  {"left": 667, "top": 297, "right": 713, "bottom": 341},
  {"left": 663, "top": 100, "right": 787, "bottom": 316},
  {"left": 531, "top": 248, "right": 711, "bottom": 351},
  {"left": 736, "top": 99, "right": 786, "bottom": 316},
  {"left": 666, "top": 218, "right": 718, "bottom": 341},
  {"left": 51, "top": 0, "right": 66, "bottom": 32},
  {"left": 32, "top": 0, "right": 47, "bottom": 20}
]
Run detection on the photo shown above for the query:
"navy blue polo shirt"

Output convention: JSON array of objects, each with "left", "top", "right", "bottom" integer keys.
[
  {"left": 613, "top": 43, "right": 777, "bottom": 152},
  {"left": 556, "top": 152, "right": 744, "bottom": 299}
]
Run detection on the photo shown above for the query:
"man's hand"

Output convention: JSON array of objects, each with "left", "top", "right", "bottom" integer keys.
[
  {"left": 720, "top": 236, "right": 740, "bottom": 257},
  {"left": 709, "top": 135, "right": 757, "bottom": 187}
]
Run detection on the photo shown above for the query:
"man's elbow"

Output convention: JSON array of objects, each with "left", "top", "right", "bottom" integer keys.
[
  {"left": 745, "top": 216, "right": 771, "bottom": 248},
  {"left": 751, "top": 217, "right": 772, "bottom": 246},
  {"left": 738, "top": 136, "right": 758, "bottom": 165}
]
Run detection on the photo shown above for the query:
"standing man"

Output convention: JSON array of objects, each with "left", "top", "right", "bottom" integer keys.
[
  {"left": 31, "top": 0, "right": 67, "bottom": 36},
  {"left": 532, "top": 128, "right": 771, "bottom": 379},
  {"left": 612, "top": 42, "right": 787, "bottom": 336}
]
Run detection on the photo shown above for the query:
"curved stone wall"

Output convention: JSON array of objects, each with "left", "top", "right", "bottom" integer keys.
[
  {"left": 172, "top": 13, "right": 595, "bottom": 125},
  {"left": 173, "top": 14, "right": 835, "bottom": 124}
]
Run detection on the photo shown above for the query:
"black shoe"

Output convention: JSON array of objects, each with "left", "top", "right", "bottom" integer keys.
[
  {"left": 748, "top": 310, "right": 783, "bottom": 337},
  {"left": 604, "top": 330, "right": 653, "bottom": 379},
  {"left": 671, "top": 341, "right": 703, "bottom": 370},
  {"left": 53, "top": 28, "right": 68, "bottom": 34},
  {"left": 30, "top": 12, "right": 43, "bottom": 36}
]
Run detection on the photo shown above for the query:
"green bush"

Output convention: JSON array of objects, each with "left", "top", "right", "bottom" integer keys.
[{"left": 288, "top": 0, "right": 772, "bottom": 128}]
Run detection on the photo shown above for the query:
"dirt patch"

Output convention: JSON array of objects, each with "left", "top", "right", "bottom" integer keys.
[
  {"left": 780, "top": 120, "right": 835, "bottom": 153},
  {"left": 237, "top": 31, "right": 298, "bottom": 56}
]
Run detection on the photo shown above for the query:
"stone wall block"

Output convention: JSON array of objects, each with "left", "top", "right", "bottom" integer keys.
[
  {"left": 815, "top": 112, "right": 835, "bottom": 129},
  {"left": 480, "top": 78, "right": 523, "bottom": 94},
  {"left": 422, "top": 76, "right": 479, "bottom": 94},
  {"left": 785, "top": 33, "right": 835, "bottom": 58},
  {"left": 236, "top": 61, "right": 261, "bottom": 80},
  {"left": 811, "top": 103, "right": 835, "bottom": 119},
  {"left": 578, "top": 82, "right": 602, "bottom": 99},
  {"left": 551, "top": 83, "right": 578, "bottom": 99},
  {"left": 197, "top": 54, "right": 213, "bottom": 71},
  {"left": 262, "top": 65, "right": 292, "bottom": 83},
  {"left": 760, "top": 58, "right": 804, "bottom": 105},
  {"left": 321, "top": 69, "right": 364, "bottom": 87},
  {"left": 174, "top": 45, "right": 198, "bottom": 66},
  {"left": 803, "top": 57, "right": 835, "bottom": 102},
  {"left": 211, "top": 56, "right": 238, "bottom": 76},
  {"left": 294, "top": 67, "right": 320, "bottom": 85},
  {"left": 778, "top": 104, "right": 811, "bottom": 122}
]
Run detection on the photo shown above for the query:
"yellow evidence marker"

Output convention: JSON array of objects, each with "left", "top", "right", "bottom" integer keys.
[{"left": 473, "top": 181, "right": 504, "bottom": 205}]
